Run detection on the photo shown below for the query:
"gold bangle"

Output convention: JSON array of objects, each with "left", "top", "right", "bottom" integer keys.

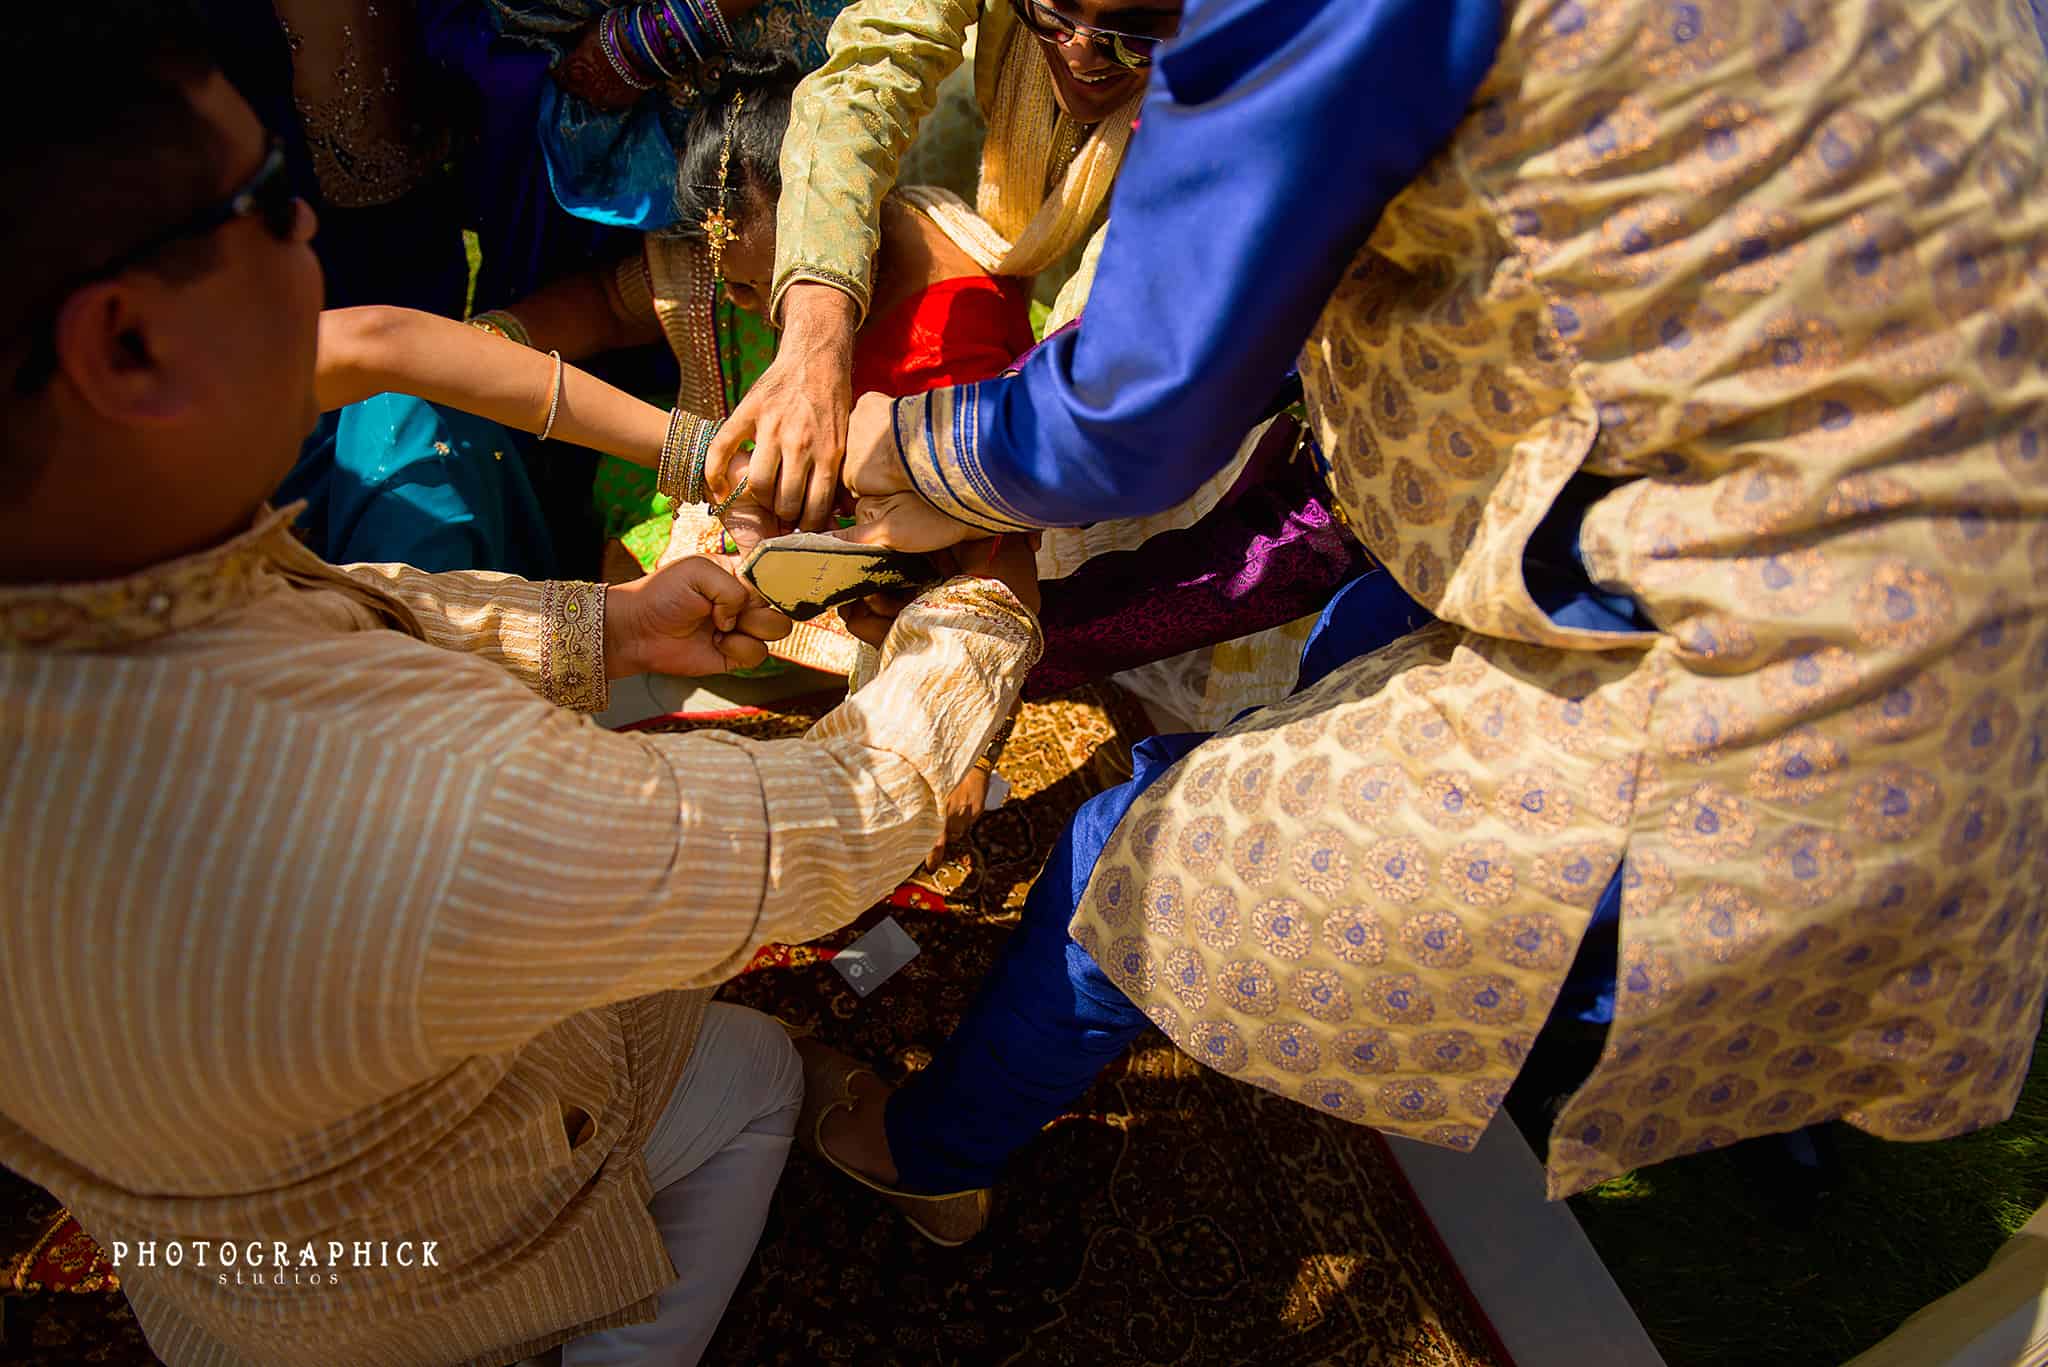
[
  {"left": 657, "top": 408, "right": 689, "bottom": 498},
  {"left": 656, "top": 411, "right": 717, "bottom": 503}
]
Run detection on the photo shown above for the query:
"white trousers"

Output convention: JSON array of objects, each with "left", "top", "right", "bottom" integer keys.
[{"left": 523, "top": 1003, "right": 802, "bottom": 1367}]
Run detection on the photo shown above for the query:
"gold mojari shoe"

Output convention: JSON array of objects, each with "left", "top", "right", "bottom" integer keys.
[{"left": 792, "top": 1037, "right": 992, "bottom": 1247}]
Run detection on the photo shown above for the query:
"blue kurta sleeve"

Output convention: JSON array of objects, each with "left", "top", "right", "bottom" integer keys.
[{"left": 891, "top": 0, "right": 1502, "bottom": 533}]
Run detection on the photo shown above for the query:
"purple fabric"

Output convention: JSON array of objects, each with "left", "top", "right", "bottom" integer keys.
[
  {"left": 417, "top": 0, "right": 633, "bottom": 308},
  {"left": 1023, "top": 436, "right": 1372, "bottom": 699}
]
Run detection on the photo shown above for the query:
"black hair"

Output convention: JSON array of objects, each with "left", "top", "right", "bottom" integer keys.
[
  {"left": 670, "top": 54, "right": 807, "bottom": 251},
  {"left": 0, "top": 3, "right": 225, "bottom": 397}
]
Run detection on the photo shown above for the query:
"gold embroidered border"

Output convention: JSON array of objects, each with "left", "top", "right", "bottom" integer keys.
[
  {"left": 0, "top": 507, "right": 301, "bottom": 652},
  {"left": 539, "top": 580, "right": 609, "bottom": 713},
  {"left": 646, "top": 237, "right": 728, "bottom": 420},
  {"left": 911, "top": 579, "right": 1045, "bottom": 669},
  {"left": 768, "top": 265, "right": 872, "bottom": 328}
]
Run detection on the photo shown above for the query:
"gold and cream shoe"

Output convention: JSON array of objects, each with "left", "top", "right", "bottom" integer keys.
[{"left": 792, "top": 1037, "right": 993, "bottom": 1247}]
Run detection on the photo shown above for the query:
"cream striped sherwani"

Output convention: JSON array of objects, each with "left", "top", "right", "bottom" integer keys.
[{"left": 0, "top": 505, "right": 1039, "bottom": 1366}]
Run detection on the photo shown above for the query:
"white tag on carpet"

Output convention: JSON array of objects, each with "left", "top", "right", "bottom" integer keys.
[
  {"left": 832, "top": 916, "right": 920, "bottom": 998},
  {"left": 983, "top": 772, "right": 1012, "bottom": 810}
]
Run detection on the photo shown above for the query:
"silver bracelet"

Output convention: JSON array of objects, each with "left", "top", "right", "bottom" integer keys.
[{"left": 538, "top": 350, "right": 565, "bottom": 442}]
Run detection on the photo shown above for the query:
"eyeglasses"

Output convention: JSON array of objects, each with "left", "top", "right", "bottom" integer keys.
[
  {"left": 96, "top": 136, "right": 299, "bottom": 283},
  {"left": 10, "top": 137, "right": 299, "bottom": 391},
  {"left": 1010, "top": 0, "right": 1170, "bottom": 70}
]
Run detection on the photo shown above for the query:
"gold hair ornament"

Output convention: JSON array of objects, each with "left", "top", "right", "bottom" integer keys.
[{"left": 700, "top": 91, "right": 746, "bottom": 279}]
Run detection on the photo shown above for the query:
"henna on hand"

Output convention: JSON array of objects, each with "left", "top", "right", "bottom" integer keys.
[{"left": 554, "top": 20, "right": 644, "bottom": 111}]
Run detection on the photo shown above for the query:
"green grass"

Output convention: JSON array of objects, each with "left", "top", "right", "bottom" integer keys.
[{"left": 1571, "top": 1030, "right": 2048, "bottom": 1366}]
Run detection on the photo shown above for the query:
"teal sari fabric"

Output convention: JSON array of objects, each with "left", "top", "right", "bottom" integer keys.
[{"left": 277, "top": 394, "right": 559, "bottom": 579}]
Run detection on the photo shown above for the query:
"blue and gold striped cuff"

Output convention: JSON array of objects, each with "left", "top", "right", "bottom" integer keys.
[{"left": 892, "top": 385, "right": 1044, "bottom": 535}]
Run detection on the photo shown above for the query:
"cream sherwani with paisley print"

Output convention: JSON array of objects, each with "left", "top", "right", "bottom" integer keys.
[{"left": 1073, "top": 0, "right": 2048, "bottom": 1197}]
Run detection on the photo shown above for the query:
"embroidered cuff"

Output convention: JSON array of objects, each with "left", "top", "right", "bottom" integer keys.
[
  {"left": 769, "top": 266, "right": 871, "bottom": 330},
  {"left": 539, "top": 579, "right": 609, "bottom": 713},
  {"left": 612, "top": 252, "right": 659, "bottom": 326},
  {"left": 897, "top": 578, "right": 1045, "bottom": 673},
  {"left": 891, "top": 388, "right": 1043, "bottom": 535}
]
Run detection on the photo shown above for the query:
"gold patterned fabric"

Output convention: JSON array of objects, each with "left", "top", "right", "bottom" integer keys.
[
  {"left": 895, "top": 26, "right": 988, "bottom": 201},
  {"left": 0, "top": 506, "right": 1039, "bottom": 1364},
  {"left": 1073, "top": 0, "right": 2048, "bottom": 1198}
]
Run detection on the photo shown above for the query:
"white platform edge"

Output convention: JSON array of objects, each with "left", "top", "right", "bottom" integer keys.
[{"left": 1383, "top": 1118, "right": 1667, "bottom": 1367}]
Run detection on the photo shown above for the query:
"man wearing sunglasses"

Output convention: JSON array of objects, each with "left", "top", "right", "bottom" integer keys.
[
  {"left": 0, "top": 7, "right": 1043, "bottom": 1365},
  {"left": 698, "top": 0, "right": 1181, "bottom": 535}
]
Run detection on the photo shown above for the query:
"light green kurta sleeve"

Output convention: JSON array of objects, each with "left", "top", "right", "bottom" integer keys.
[{"left": 770, "top": 0, "right": 982, "bottom": 322}]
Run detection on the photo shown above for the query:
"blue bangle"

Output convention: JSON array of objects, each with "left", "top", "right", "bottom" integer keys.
[
  {"left": 632, "top": 8, "right": 669, "bottom": 78},
  {"left": 624, "top": 6, "right": 675, "bottom": 79},
  {"left": 598, "top": 10, "right": 657, "bottom": 89},
  {"left": 686, "top": 0, "right": 733, "bottom": 53},
  {"left": 656, "top": 3, "right": 701, "bottom": 68},
  {"left": 665, "top": 0, "right": 708, "bottom": 63}
]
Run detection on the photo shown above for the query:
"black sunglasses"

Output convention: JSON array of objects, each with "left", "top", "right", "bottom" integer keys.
[
  {"left": 11, "top": 137, "right": 298, "bottom": 391},
  {"left": 109, "top": 136, "right": 299, "bottom": 281},
  {"left": 1011, "top": 0, "right": 1171, "bottom": 70}
]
